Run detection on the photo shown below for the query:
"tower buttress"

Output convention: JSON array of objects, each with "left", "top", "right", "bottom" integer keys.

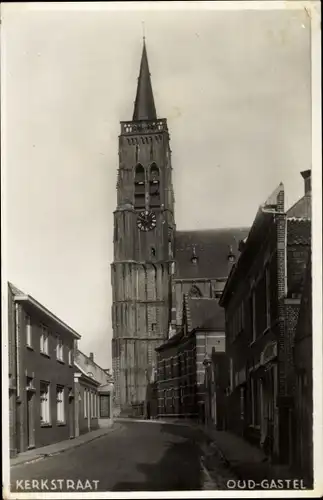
[{"left": 112, "top": 40, "right": 176, "bottom": 413}]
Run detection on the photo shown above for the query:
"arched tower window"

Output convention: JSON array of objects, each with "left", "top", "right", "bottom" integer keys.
[
  {"left": 149, "top": 163, "right": 160, "bottom": 208},
  {"left": 134, "top": 164, "right": 145, "bottom": 209},
  {"left": 188, "top": 285, "right": 202, "bottom": 298}
]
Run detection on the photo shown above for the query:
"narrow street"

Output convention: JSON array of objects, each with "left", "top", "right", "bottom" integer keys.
[{"left": 10, "top": 421, "right": 236, "bottom": 492}]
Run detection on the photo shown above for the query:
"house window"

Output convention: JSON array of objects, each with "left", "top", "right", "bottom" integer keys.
[
  {"left": 265, "top": 265, "right": 271, "bottom": 328},
  {"left": 68, "top": 348, "right": 73, "bottom": 366},
  {"left": 84, "top": 389, "right": 88, "bottom": 418},
  {"left": 56, "top": 386, "right": 65, "bottom": 423},
  {"left": 251, "top": 290, "right": 256, "bottom": 342},
  {"left": 151, "top": 323, "right": 157, "bottom": 332},
  {"left": 56, "top": 337, "right": 64, "bottom": 361},
  {"left": 26, "top": 315, "right": 32, "bottom": 347},
  {"left": 229, "top": 358, "right": 234, "bottom": 392},
  {"left": 40, "top": 326, "right": 49, "bottom": 355},
  {"left": 40, "top": 381, "right": 50, "bottom": 424}
]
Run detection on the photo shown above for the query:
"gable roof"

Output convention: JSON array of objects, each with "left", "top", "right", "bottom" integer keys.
[
  {"left": 8, "top": 282, "right": 81, "bottom": 340},
  {"left": 175, "top": 227, "right": 250, "bottom": 280},
  {"left": 74, "top": 362, "right": 101, "bottom": 386},
  {"left": 287, "top": 195, "right": 311, "bottom": 219},
  {"left": 8, "top": 282, "right": 24, "bottom": 296},
  {"left": 187, "top": 297, "right": 225, "bottom": 331}
]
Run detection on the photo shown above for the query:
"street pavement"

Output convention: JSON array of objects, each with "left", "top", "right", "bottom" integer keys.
[{"left": 10, "top": 420, "right": 237, "bottom": 492}]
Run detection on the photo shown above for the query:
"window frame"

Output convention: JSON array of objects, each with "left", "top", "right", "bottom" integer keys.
[
  {"left": 56, "top": 385, "right": 65, "bottom": 424},
  {"left": 68, "top": 348, "right": 73, "bottom": 366},
  {"left": 56, "top": 337, "right": 64, "bottom": 362},
  {"left": 265, "top": 264, "right": 271, "bottom": 328},
  {"left": 84, "top": 389, "right": 88, "bottom": 418},
  {"left": 26, "top": 314, "right": 32, "bottom": 348},
  {"left": 40, "top": 326, "right": 49, "bottom": 355},
  {"left": 251, "top": 287, "right": 256, "bottom": 343},
  {"left": 40, "top": 381, "right": 51, "bottom": 425}
]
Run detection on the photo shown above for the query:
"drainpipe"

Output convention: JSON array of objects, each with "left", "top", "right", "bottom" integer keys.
[
  {"left": 15, "top": 303, "right": 20, "bottom": 399},
  {"left": 261, "top": 208, "right": 287, "bottom": 294}
]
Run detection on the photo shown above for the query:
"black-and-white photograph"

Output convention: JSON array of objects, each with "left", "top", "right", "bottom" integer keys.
[{"left": 1, "top": 1, "right": 321, "bottom": 497}]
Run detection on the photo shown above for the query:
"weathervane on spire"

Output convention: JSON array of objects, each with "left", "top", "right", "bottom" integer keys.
[{"left": 142, "top": 21, "right": 146, "bottom": 41}]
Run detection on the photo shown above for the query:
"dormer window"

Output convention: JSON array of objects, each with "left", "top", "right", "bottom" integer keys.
[
  {"left": 228, "top": 245, "right": 236, "bottom": 263},
  {"left": 191, "top": 246, "right": 198, "bottom": 264}
]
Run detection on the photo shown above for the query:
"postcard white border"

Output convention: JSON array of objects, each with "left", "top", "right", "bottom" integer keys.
[{"left": 1, "top": 1, "right": 322, "bottom": 499}]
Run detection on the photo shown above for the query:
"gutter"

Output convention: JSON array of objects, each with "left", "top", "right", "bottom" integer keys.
[
  {"left": 15, "top": 303, "right": 20, "bottom": 399},
  {"left": 13, "top": 295, "right": 81, "bottom": 340}
]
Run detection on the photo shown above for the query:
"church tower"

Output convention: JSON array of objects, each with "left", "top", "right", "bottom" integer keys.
[{"left": 111, "top": 40, "right": 175, "bottom": 413}]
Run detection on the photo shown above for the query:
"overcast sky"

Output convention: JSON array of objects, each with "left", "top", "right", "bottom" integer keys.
[{"left": 2, "top": 3, "right": 311, "bottom": 367}]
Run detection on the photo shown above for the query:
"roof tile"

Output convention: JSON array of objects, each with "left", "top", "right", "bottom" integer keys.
[{"left": 175, "top": 227, "right": 250, "bottom": 280}]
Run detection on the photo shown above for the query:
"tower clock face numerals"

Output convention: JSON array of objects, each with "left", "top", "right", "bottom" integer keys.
[{"left": 137, "top": 211, "right": 157, "bottom": 232}]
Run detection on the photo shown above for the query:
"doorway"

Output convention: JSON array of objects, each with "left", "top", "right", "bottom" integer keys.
[
  {"left": 26, "top": 390, "right": 35, "bottom": 449},
  {"left": 100, "top": 394, "right": 111, "bottom": 418},
  {"left": 68, "top": 391, "right": 74, "bottom": 438}
]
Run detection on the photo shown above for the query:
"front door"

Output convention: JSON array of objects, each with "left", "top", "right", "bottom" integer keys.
[
  {"left": 100, "top": 394, "right": 110, "bottom": 418},
  {"left": 68, "top": 393, "right": 74, "bottom": 438},
  {"left": 26, "top": 391, "right": 35, "bottom": 449}
]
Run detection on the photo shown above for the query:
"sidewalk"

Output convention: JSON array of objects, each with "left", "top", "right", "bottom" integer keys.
[
  {"left": 11, "top": 422, "right": 122, "bottom": 468},
  {"left": 150, "top": 418, "right": 293, "bottom": 482},
  {"left": 202, "top": 425, "right": 293, "bottom": 482}
]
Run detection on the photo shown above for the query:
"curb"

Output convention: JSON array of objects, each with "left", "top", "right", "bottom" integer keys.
[{"left": 11, "top": 422, "right": 123, "bottom": 468}]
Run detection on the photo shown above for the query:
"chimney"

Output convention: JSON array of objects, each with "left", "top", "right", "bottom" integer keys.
[
  {"left": 89, "top": 352, "right": 94, "bottom": 362},
  {"left": 301, "top": 170, "right": 311, "bottom": 195},
  {"left": 227, "top": 246, "right": 236, "bottom": 275}
]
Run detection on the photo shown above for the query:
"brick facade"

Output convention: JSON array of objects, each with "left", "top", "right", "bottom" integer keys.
[
  {"left": 220, "top": 175, "right": 311, "bottom": 466},
  {"left": 292, "top": 254, "right": 313, "bottom": 486},
  {"left": 8, "top": 283, "right": 80, "bottom": 456},
  {"left": 156, "top": 297, "right": 225, "bottom": 421}
]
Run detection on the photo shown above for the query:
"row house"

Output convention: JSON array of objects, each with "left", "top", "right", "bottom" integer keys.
[
  {"left": 74, "top": 350, "right": 114, "bottom": 434},
  {"left": 219, "top": 170, "right": 311, "bottom": 466},
  {"left": 293, "top": 252, "right": 312, "bottom": 486},
  {"left": 8, "top": 283, "right": 81, "bottom": 457},
  {"left": 156, "top": 296, "right": 225, "bottom": 421}
]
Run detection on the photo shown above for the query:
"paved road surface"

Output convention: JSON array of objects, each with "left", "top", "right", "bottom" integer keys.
[{"left": 10, "top": 421, "right": 235, "bottom": 492}]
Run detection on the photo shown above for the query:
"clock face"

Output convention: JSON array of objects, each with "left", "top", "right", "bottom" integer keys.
[{"left": 137, "top": 210, "right": 157, "bottom": 232}]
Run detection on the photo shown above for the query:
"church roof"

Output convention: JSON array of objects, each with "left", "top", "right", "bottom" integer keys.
[
  {"left": 133, "top": 40, "right": 157, "bottom": 121},
  {"left": 175, "top": 228, "right": 250, "bottom": 280},
  {"left": 287, "top": 195, "right": 311, "bottom": 219},
  {"left": 287, "top": 218, "right": 311, "bottom": 245},
  {"left": 187, "top": 298, "right": 225, "bottom": 331}
]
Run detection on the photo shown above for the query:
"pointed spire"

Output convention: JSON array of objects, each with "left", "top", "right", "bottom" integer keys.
[{"left": 133, "top": 39, "right": 157, "bottom": 121}]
